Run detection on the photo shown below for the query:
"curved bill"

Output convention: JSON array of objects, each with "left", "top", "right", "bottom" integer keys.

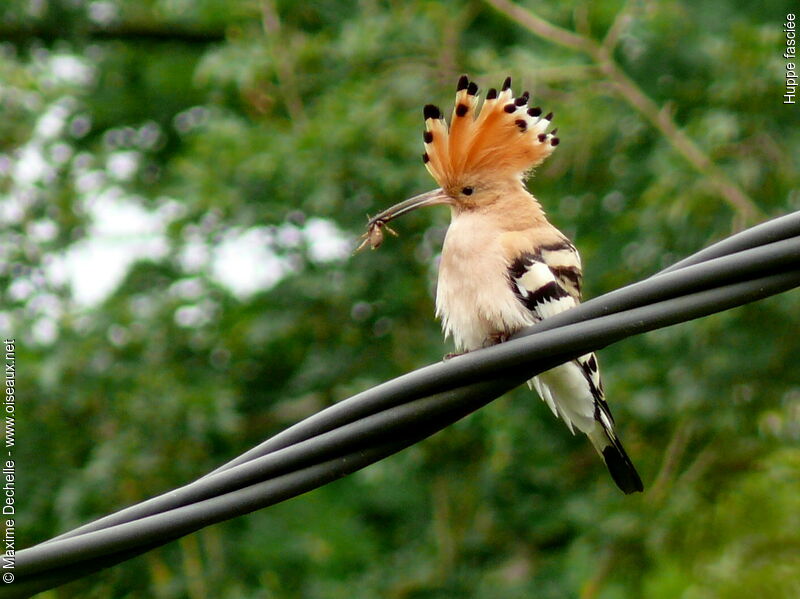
[
  {"left": 369, "top": 188, "right": 450, "bottom": 226},
  {"left": 356, "top": 188, "right": 451, "bottom": 251}
]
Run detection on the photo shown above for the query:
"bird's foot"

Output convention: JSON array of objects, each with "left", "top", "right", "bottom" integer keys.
[
  {"left": 443, "top": 351, "right": 467, "bottom": 361},
  {"left": 487, "top": 332, "right": 510, "bottom": 345}
]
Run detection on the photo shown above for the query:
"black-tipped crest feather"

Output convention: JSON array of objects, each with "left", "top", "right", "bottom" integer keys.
[
  {"left": 420, "top": 76, "right": 558, "bottom": 197},
  {"left": 423, "top": 104, "right": 441, "bottom": 120}
]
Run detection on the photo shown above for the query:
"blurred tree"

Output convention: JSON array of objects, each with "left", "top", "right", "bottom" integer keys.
[{"left": 1, "top": 0, "right": 798, "bottom": 597}]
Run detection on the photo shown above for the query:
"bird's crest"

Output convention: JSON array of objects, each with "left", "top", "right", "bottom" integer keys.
[{"left": 422, "top": 75, "right": 558, "bottom": 189}]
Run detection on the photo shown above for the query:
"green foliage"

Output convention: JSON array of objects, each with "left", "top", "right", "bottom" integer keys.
[{"left": 1, "top": 0, "right": 799, "bottom": 597}]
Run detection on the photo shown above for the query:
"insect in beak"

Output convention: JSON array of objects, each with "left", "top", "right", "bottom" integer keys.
[
  {"left": 355, "top": 188, "right": 450, "bottom": 252},
  {"left": 354, "top": 218, "right": 399, "bottom": 252}
]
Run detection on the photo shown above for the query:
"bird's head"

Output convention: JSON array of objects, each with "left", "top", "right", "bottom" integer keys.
[{"left": 358, "top": 75, "right": 558, "bottom": 251}]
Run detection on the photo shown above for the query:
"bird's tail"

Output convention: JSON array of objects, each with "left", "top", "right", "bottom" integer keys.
[{"left": 588, "top": 423, "right": 643, "bottom": 495}]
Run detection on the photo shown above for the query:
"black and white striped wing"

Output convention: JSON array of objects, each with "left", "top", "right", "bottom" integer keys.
[
  {"left": 507, "top": 242, "right": 604, "bottom": 429},
  {"left": 507, "top": 241, "right": 582, "bottom": 317}
]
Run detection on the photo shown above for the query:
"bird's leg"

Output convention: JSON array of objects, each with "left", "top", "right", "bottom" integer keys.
[
  {"left": 487, "top": 332, "right": 510, "bottom": 345},
  {"left": 443, "top": 331, "right": 512, "bottom": 360}
]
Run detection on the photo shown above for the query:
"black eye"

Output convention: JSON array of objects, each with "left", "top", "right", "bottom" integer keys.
[{"left": 461, "top": 186, "right": 474, "bottom": 196}]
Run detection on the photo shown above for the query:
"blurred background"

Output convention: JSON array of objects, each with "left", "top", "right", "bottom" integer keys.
[{"left": 2, "top": 0, "right": 800, "bottom": 597}]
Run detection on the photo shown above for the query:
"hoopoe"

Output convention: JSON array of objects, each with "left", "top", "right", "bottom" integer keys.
[{"left": 358, "top": 75, "right": 643, "bottom": 494}]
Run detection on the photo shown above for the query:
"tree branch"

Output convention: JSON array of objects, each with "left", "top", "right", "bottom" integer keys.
[
  {"left": 261, "top": 0, "right": 307, "bottom": 125},
  {"left": 601, "top": 0, "right": 633, "bottom": 52},
  {"left": 484, "top": 0, "right": 594, "bottom": 53}
]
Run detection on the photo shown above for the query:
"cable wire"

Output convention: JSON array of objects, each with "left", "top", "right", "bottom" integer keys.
[{"left": 5, "top": 211, "right": 800, "bottom": 598}]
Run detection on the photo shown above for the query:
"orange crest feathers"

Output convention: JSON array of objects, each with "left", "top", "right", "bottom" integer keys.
[{"left": 421, "top": 75, "right": 558, "bottom": 189}]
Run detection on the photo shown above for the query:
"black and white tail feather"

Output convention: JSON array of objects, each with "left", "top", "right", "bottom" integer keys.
[{"left": 509, "top": 241, "right": 644, "bottom": 494}]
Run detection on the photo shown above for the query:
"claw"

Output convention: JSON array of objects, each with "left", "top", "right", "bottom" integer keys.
[{"left": 487, "top": 332, "right": 510, "bottom": 345}]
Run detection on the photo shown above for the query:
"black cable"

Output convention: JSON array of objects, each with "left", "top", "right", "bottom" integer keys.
[
  {"left": 6, "top": 212, "right": 800, "bottom": 597},
  {"left": 21, "top": 221, "right": 800, "bottom": 545},
  {"left": 660, "top": 210, "right": 800, "bottom": 274},
  {"left": 14, "top": 270, "right": 800, "bottom": 597},
  {"left": 11, "top": 381, "right": 519, "bottom": 596}
]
